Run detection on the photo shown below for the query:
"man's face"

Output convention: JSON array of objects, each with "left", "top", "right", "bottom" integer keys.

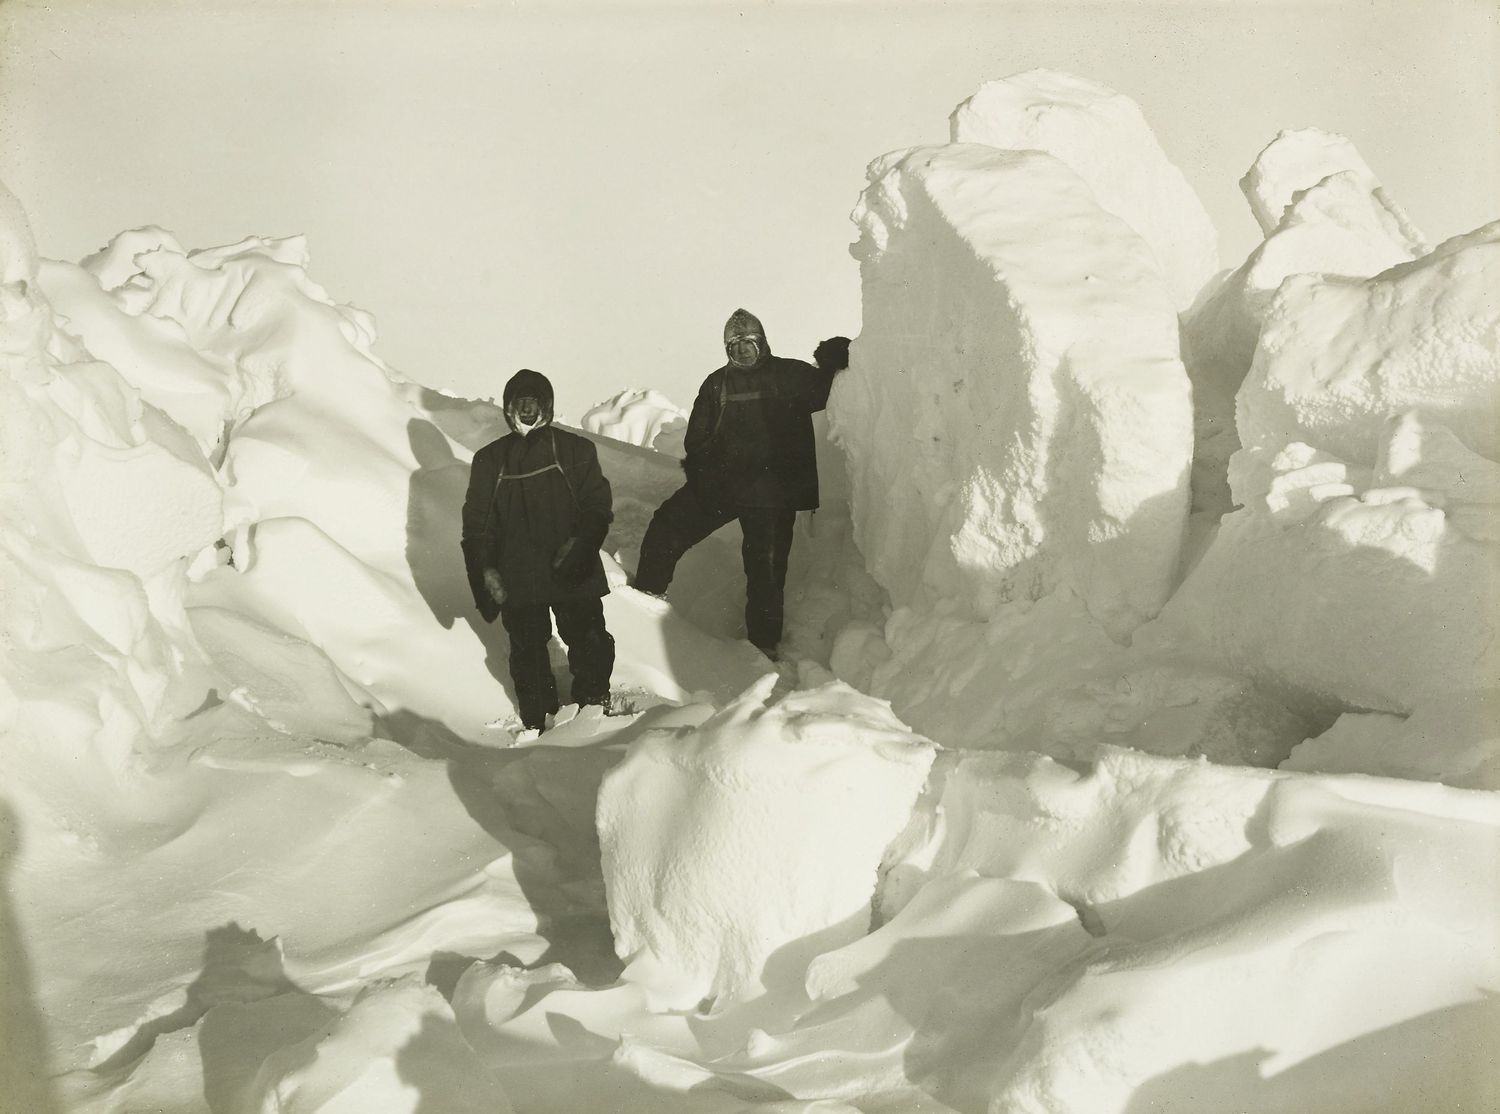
[
  {"left": 727, "top": 335, "right": 762, "bottom": 368},
  {"left": 511, "top": 395, "right": 542, "bottom": 428}
]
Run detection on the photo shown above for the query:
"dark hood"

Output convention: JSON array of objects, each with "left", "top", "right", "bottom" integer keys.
[
  {"left": 502, "top": 368, "right": 555, "bottom": 433},
  {"left": 723, "top": 308, "right": 771, "bottom": 365}
]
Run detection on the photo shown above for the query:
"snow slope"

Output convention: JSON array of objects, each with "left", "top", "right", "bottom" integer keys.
[{"left": 2, "top": 68, "right": 1498, "bottom": 1114}]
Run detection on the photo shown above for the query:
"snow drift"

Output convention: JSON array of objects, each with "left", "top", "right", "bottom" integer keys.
[{"left": 598, "top": 677, "right": 935, "bottom": 1010}]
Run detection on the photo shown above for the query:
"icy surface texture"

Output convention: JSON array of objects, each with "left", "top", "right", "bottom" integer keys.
[
  {"left": 1149, "top": 223, "right": 1500, "bottom": 713},
  {"left": 834, "top": 142, "right": 1191, "bottom": 639},
  {"left": 1182, "top": 129, "right": 1430, "bottom": 523},
  {"left": 597, "top": 677, "right": 936, "bottom": 1010},
  {"left": 951, "top": 69, "right": 1219, "bottom": 310}
]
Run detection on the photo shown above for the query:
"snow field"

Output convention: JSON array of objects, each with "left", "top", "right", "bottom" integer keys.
[{"left": 1, "top": 66, "right": 1498, "bottom": 1114}]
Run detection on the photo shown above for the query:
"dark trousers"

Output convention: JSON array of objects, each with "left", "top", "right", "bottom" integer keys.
[
  {"left": 498, "top": 595, "right": 614, "bottom": 729},
  {"left": 634, "top": 484, "right": 796, "bottom": 653}
]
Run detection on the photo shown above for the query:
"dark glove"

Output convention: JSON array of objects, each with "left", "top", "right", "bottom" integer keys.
[{"left": 551, "top": 537, "right": 594, "bottom": 586}]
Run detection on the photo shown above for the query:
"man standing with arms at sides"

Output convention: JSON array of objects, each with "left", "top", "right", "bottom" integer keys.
[
  {"left": 632, "top": 310, "right": 848, "bottom": 659},
  {"left": 462, "top": 369, "right": 615, "bottom": 733}
]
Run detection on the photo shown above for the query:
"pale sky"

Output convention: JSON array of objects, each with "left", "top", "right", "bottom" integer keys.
[{"left": 2, "top": 0, "right": 1496, "bottom": 417}]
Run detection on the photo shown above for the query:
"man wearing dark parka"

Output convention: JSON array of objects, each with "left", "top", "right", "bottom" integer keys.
[
  {"left": 632, "top": 310, "right": 846, "bottom": 658},
  {"left": 461, "top": 368, "right": 614, "bottom": 732}
]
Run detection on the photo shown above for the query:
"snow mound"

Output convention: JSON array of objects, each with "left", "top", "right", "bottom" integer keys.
[
  {"left": 1149, "top": 223, "right": 1500, "bottom": 714},
  {"left": 581, "top": 387, "right": 688, "bottom": 456},
  {"left": 597, "top": 677, "right": 936, "bottom": 1010},
  {"left": 951, "top": 69, "right": 1219, "bottom": 309},
  {"left": 835, "top": 142, "right": 1191, "bottom": 639}
]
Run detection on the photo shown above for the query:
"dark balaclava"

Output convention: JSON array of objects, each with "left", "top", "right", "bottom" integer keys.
[
  {"left": 502, "top": 368, "right": 555, "bottom": 435},
  {"left": 723, "top": 308, "right": 769, "bottom": 369}
]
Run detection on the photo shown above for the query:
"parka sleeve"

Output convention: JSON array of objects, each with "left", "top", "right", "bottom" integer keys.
[
  {"left": 800, "top": 359, "right": 839, "bottom": 413},
  {"left": 568, "top": 438, "right": 614, "bottom": 552},
  {"left": 460, "top": 444, "right": 500, "bottom": 609},
  {"left": 681, "top": 372, "right": 722, "bottom": 465}
]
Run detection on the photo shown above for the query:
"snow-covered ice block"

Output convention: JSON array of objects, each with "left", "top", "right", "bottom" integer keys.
[
  {"left": 1188, "top": 169, "right": 1426, "bottom": 409},
  {"left": 1241, "top": 127, "right": 1427, "bottom": 251},
  {"left": 597, "top": 676, "right": 936, "bottom": 1010},
  {"left": 1239, "top": 223, "right": 1500, "bottom": 470},
  {"left": 1181, "top": 137, "right": 1428, "bottom": 521},
  {"left": 1149, "top": 224, "right": 1500, "bottom": 714},
  {"left": 835, "top": 143, "right": 1191, "bottom": 638},
  {"left": 951, "top": 69, "right": 1219, "bottom": 309}
]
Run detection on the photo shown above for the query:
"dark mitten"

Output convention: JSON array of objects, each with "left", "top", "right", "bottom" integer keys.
[
  {"left": 551, "top": 537, "right": 594, "bottom": 586},
  {"left": 476, "top": 567, "right": 504, "bottom": 622},
  {"left": 814, "top": 335, "right": 851, "bottom": 372}
]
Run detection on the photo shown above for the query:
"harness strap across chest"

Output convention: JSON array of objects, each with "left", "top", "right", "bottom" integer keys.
[
  {"left": 710, "top": 373, "right": 782, "bottom": 440},
  {"left": 481, "top": 428, "right": 579, "bottom": 536}
]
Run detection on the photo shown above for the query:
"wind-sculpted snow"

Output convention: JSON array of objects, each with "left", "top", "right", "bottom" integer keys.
[
  {"left": 951, "top": 69, "right": 1220, "bottom": 310},
  {"left": 580, "top": 387, "right": 687, "bottom": 455},
  {"left": 597, "top": 676, "right": 935, "bottom": 1010},
  {"left": 443, "top": 745, "right": 1500, "bottom": 1114},
  {"left": 872, "top": 747, "right": 1500, "bottom": 1113},
  {"left": 0, "top": 182, "right": 219, "bottom": 810}
]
